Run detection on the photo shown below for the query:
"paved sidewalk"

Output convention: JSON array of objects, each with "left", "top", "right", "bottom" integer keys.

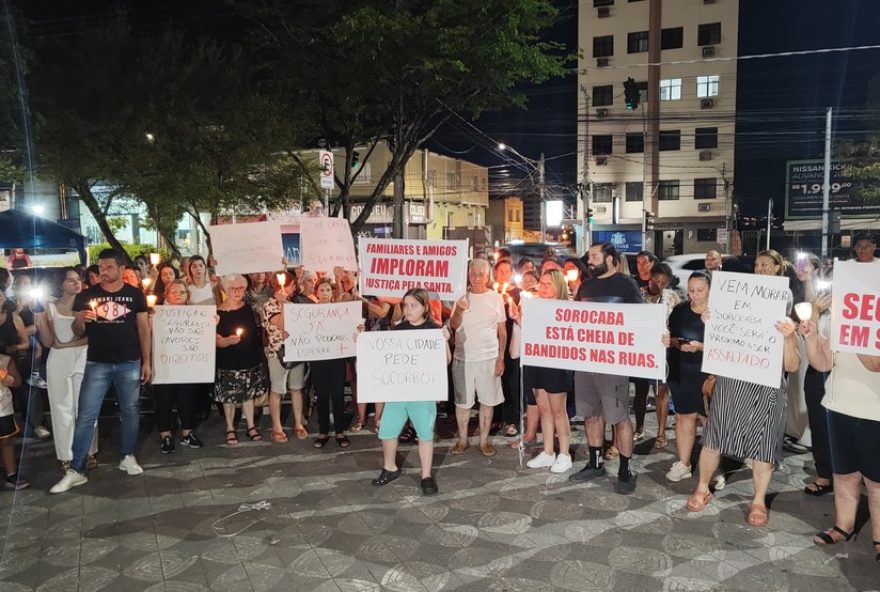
[{"left": 1, "top": 416, "right": 878, "bottom": 592}]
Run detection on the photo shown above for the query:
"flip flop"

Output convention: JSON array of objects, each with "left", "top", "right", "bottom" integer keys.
[
  {"left": 270, "top": 430, "right": 288, "bottom": 443},
  {"left": 803, "top": 481, "right": 833, "bottom": 496},
  {"left": 294, "top": 425, "right": 309, "bottom": 440},
  {"left": 746, "top": 503, "right": 768, "bottom": 527},
  {"left": 686, "top": 489, "right": 713, "bottom": 512}
]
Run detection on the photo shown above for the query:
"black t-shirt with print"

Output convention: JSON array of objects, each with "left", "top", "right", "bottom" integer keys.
[
  {"left": 74, "top": 284, "right": 147, "bottom": 362},
  {"left": 574, "top": 273, "right": 642, "bottom": 304}
]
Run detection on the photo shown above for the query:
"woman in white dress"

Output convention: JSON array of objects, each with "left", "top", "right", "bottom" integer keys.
[{"left": 35, "top": 268, "right": 98, "bottom": 471}]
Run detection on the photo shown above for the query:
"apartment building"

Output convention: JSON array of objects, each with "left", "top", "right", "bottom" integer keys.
[{"left": 578, "top": 0, "right": 738, "bottom": 256}]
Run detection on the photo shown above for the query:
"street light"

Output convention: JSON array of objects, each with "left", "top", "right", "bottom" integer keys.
[{"left": 30, "top": 204, "right": 44, "bottom": 215}]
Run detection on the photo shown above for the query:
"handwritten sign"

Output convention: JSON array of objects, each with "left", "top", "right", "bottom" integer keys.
[
  {"left": 152, "top": 305, "right": 216, "bottom": 384},
  {"left": 831, "top": 259, "right": 880, "bottom": 355},
  {"left": 356, "top": 329, "right": 448, "bottom": 403},
  {"left": 520, "top": 298, "right": 665, "bottom": 380},
  {"left": 282, "top": 301, "right": 361, "bottom": 361},
  {"left": 702, "top": 271, "right": 790, "bottom": 388},
  {"left": 208, "top": 221, "right": 283, "bottom": 276},
  {"left": 300, "top": 217, "right": 357, "bottom": 272},
  {"left": 358, "top": 237, "right": 468, "bottom": 300}
]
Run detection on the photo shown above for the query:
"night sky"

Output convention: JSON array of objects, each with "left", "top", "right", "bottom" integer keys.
[{"left": 16, "top": 0, "right": 880, "bottom": 217}]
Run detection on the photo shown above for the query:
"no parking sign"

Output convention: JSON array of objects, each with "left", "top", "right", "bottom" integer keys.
[{"left": 319, "top": 149, "right": 334, "bottom": 189}]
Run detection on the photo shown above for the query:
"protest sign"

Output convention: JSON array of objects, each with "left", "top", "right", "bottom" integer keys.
[
  {"left": 519, "top": 298, "right": 665, "bottom": 380},
  {"left": 282, "top": 301, "right": 361, "bottom": 361},
  {"left": 356, "top": 329, "right": 448, "bottom": 403},
  {"left": 208, "top": 221, "right": 283, "bottom": 276},
  {"left": 300, "top": 216, "right": 357, "bottom": 272},
  {"left": 280, "top": 223, "right": 301, "bottom": 266},
  {"left": 831, "top": 259, "right": 880, "bottom": 355},
  {"left": 358, "top": 237, "right": 468, "bottom": 300},
  {"left": 702, "top": 271, "right": 790, "bottom": 388},
  {"left": 152, "top": 305, "right": 216, "bottom": 384}
]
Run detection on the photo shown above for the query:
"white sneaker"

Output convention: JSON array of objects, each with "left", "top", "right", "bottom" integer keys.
[
  {"left": 711, "top": 472, "right": 726, "bottom": 490},
  {"left": 118, "top": 455, "right": 144, "bottom": 476},
  {"left": 526, "top": 451, "right": 556, "bottom": 469},
  {"left": 550, "top": 453, "right": 573, "bottom": 473},
  {"left": 33, "top": 426, "right": 51, "bottom": 439},
  {"left": 665, "top": 461, "right": 692, "bottom": 482},
  {"left": 49, "top": 470, "right": 88, "bottom": 494}
]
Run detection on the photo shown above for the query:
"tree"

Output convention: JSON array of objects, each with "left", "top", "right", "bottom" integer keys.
[
  {"left": 838, "top": 128, "right": 880, "bottom": 204},
  {"left": 240, "top": 0, "right": 568, "bottom": 236}
]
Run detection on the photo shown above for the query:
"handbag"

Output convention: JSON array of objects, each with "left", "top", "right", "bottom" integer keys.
[{"left": 702, "top": 374, "right": 717, "bottom": 398}]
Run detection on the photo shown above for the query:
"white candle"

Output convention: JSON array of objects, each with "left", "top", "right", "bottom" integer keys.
[
  {"left": 89, "top": 299, "right": 98, "bottom": 310},
  {"left": 276, "top": 272, "right": 287, "bottom": 287},
  {"left": 794, "top": 302, "right": 813, "bottom": 321},
  {"left": 565, "top": 269, "right": 579, "bottom": 282},
  {"left": 149, "top": 253, "right": 161, "bottom": 266},
  {"left": 146, "top": 294, "right": 157, "bottom": 308},
  {"left": 142, "top": 277, "right": 152, "bottom": 290}
]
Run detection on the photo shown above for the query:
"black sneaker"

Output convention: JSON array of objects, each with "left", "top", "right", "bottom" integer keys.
[
  {"left": 371, "top": 468, "right": 401, "bottom": 486},
  {"left": 180, "top": 433, "right": 204, "bottom": 449},
  {"left": 421, "top": 477, "right": 439, "bottom": 496},
  {"left": 614, "top": 471, "right": 638, "bottom": 495},
  {"left": 160, "top": 436, "right": 176, "bottom": 454},
  {"left": 568, "top": 464, "right": 607, "bottom": 483},
  {"left": 5, "top": 471, "right": 30, "bottom": 490}
]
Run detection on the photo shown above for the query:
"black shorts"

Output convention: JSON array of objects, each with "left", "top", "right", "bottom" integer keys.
[
  {"left": 0, "top": 415, "right": 20, "bottom": 440},
  {"left": 523, "top": 365, "right": 572, "bottom": 396},
  {"left": 667, "top": 363, "right": 707, "bottom": 416},
  {"left": 827, "top": 409, "right": 880, "bottom": 482}
]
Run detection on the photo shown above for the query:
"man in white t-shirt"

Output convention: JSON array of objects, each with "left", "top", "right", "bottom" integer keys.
[{"left": 449, "top": 259, "right": 507, "bottom": 457}]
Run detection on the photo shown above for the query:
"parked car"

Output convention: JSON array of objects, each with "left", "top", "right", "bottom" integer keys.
[
  {"left": 495, "top": 242, "right": 572, "bottom": 265},
  {"left": 664, "top": 253, "right": 754, "bottom": 288}
]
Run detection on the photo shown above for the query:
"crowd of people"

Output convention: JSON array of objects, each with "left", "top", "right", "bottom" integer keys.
[{"left": 0, "top": 232, "right": 878, "bottom": 560}]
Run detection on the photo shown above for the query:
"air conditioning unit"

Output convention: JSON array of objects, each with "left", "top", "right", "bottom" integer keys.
[
  {"left": 596, "top": 206, "right": 607, "bottom": 214},
  {"left": 596, "top": 108, "right": 609, "bottom": 119},
  {"left": 702, "top": 46, "right": 716, "bottom": 58},
  {"left": 704, "top": 0, "right": 716, "bottom": 4},
  {"left": 596, "top": 57, "right": 609, "bottom": 68},
  {"left": 700, "top": 98, "right": 714, "bottom": 109},
  {"left": 699, "top": 150, "right": 713, "bottom": 161},
  {"left": 595, "top": 156, "right": 609, "bottom": 165},
  {"left": 597, "top": 6, "right": 610, "bottom": 18},
  {"left": 698, "top": 203, "right": 711, "bottom": 212}
]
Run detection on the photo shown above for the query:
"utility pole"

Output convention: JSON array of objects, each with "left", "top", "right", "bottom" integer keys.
[
  {"left": 766, "top": 198, "right": 773, "bottom": 250},
  {"left": 579, "top": 86, "right": 592, "bottom": 253},
  {"left": 538, "top": 153, "right": 546, "bottom": 242},
  {"left": 821, "top": 107, "right": 833, "bottom": 258}
]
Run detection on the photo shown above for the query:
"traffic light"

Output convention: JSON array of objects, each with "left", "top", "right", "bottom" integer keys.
[
  {"left": 351, "top": 151, "right": 361, "bottom": 170},
  {"left": 586, "top": 208, "right": 594, "bottom": 222},
  {"left": 643, "top": 209, "right": 654, "bottom": 228},
  {"left": 624, "top": 78, "right": 640, "bottom": 110}
]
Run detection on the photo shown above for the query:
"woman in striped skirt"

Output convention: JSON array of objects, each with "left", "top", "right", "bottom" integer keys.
[{"left": 686, "top": 250, "right": 801, "bottom": 527}]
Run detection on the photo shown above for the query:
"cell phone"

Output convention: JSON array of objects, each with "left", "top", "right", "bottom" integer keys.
[
  {"left": 676, "top": 338, "right": 691, "bottom": 344},
  {"left": 796, "top": 253, "right": 808, "bottom": 274}
]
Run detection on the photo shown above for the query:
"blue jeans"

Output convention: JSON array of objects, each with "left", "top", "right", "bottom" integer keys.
[{"left": 71, "top": 360, "right": 141, "bottom": 473}]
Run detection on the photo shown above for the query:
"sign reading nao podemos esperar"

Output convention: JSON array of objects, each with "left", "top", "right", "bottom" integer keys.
[
  {"left": 358, "top": 237, "right": 468, "bottom": 300},
  {"left": 519, "top": 297, "right": 666, "bottom": 380},
  {"left": 701, "top": 271, "right": 790, "bottom": 388},
  {"left": 355, "top": 329, "right": 448, "bottom": 403}
]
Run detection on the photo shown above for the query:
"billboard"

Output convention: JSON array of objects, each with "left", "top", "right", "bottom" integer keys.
[
  {"left": 785, "top": 159, "right": 879, "bottom": 219},
  {"left": 592, "top": 230, "right": 643, "bottom": 253}
]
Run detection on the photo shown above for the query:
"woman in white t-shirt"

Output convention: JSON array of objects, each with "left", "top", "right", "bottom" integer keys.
[{"left": 802, "top": 318, "right": 880, "bottom": 562}]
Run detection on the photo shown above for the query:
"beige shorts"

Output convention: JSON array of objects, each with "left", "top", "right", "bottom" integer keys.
[
  {"left": 267, "top": 356, "right": 307, "bottom": 394},
  {"left": 452, "top": 358, "right": 504, "bottom": 409}
]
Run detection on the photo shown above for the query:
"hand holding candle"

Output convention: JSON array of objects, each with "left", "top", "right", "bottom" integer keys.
[
  {"left": 142, "top": 277, "right": 152, "bottom": 291},
  {"left": 276, "top": 272, "right": 287, "bottom": 287},
  {"left": 794, "top": 302, "right": 813, "bottom": 321},
  {"left": 146, "top": 294, "right": 157, "bottom": 308},
  {"left": 149, "top": 253, "right": 161, "bottom": 266}
]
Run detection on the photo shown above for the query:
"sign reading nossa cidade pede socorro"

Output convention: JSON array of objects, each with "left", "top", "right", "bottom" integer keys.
[{"left": 358, "top": 237, "right": 468, "bottom": 299}]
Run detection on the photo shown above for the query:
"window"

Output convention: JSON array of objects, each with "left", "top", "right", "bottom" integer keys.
[
  {"left": 625, "top": 133, "right": 644, "bottom": 153},
  {"left": 508, "top": 209, "right": 514, "bottom": 222},
  {"left": 659, "top": 130, "right": 681, "bottom": 151},
  {"left": 694, "top": 127, "right": 718, "bottom": 149},
  {"left": 697, "top": 228, "right": 717, "bottom": 242},
  {"left": 694, "top": 178, "right": 717, "bottom": 199},
  {"left": 625, "top": 182, "right": 643, "bottom": 202},
  {"left": 593, "top": 183, "right": 613, "bottom": 203},
  {"left": 658, "top": 180, "right": 680, "bottom": 201},
  {"left": 698, "top": 23, "right": 721, "bottom": 46},
  {"left": 446, "top": 172, "right": 458, "bottom": 190},
  {"left": 593, "top": 84, "right": 613, "bottom": 107},
  {"left": 659, "top": 78, "right": 682, "bottom": 101},
  {"left": 627, "top": 31, "right": 649, "bottom": 53},
  {"left": 593, "top": 35, "right": 614, "bottom": 58},
  {"left": 696, "top": 75, "right": 719, "bottom": 98},
  {"left": 592, "top": 134, "right": 613, "bottom": 155},
  {"left": 472, "top": 176, "right": 479, "bottom": 191},
  {"left": 635, "top": 80, "right": 648, "bottom": 99},
  {"left": 594, "top": 0, "right": 614, "bottom": 6},
  {"left": 661, "top": 27, "right": 683, "bottom": 50},
  {"left": 515, "top": 210, "right": 520, "bottom": 222}
]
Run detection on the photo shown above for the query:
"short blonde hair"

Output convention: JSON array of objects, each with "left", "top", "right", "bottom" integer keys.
[{"left": 220, "top": 273, "right": 246, "bottom": 291}]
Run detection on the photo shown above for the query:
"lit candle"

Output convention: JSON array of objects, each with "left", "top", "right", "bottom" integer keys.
[
  {"left": 146, "top": 294, "right": 157, "bottom": 308},
  {"left": 565, "top": 269, "right": 579, "bottom": 282},
  {"left": 502, "top": 282, "right": 510, "bottom": 293},
  {"left": 493, "top": 282, "right": 500, "bottom": 292},
  {"left": 235, "top": 328, "right": 244, "bottom": 337},
  {"left": 794, "top": 302, "right": 813, "bottom": 321},
  {"left": 149, "top": 253, "right": 161, "bottom": 266},
  {"left": 520, "top": 291, "right": 532, "bottom": 299},
  {"left": 89, "top": 299, "right": 98, "bottom": 311},
  {"left": 276, "top": 272, "right": 287, "bottom": 287},
  {"left": 142, "top": 277, "right": 152, "bottom": 290}
]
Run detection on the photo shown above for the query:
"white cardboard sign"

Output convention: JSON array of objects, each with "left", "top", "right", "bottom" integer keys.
[
  {"left": 152, "top": 305, "right": 216, "bottom": 384},
  {"left": 831, "top": 259, "right": 880, "bottom": 355},
  {"left": 208, "top": 221, "right": 283, "bottom": 276},
  {"left": 358, "top": 237, "right": 468, "bottom": 300},
  {"left": 356, "top": 329, "right": 448, "bottom": 403},
  {"left": 300, "top": 216, "right": 357, "bottom": 273},
  {"left": 282, "top": 301, "right": 361, "bottom": 361}
]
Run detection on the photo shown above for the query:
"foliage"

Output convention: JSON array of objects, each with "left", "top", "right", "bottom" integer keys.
[
  {"left": 87, "top": 242, "right": 170, "bottom": 265},
  {"left": 838, "top": 131, "right": 880, "bottom": 204}
]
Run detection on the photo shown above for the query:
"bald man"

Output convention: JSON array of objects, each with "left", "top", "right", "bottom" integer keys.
[{"left": 704, "top": 250, "right": 722, "bottom": 272}]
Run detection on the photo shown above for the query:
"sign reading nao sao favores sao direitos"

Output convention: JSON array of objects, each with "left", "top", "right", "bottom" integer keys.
[
  {"left": 152, "top": 305, "right": 217, "bottom": 384},
  {"left": 358, "top": 237, "right": 468, "bottom": 300},
  {"left": 355, "top": 329, "right": 448, "bottom": 403},
  {"left": 519, "top": 298, "right": 666, "bottom": 380},
  {"left": 831, "top": 259, "right": 880, "bottom": 355}
]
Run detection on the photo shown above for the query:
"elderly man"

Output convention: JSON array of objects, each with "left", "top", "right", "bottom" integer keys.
[
  {"left": 704, "top": 249, "right": 723, "bottom": 272},
  {"left": 449, "top": 259, "right": 507, "bottom": 456},
  {"left": 852, "top": 233, "right": 878, "bottom": 263}
]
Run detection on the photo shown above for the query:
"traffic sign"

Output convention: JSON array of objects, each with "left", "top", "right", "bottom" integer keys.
[{"left": 319, "top": 150, "right": 334, "bottom": 190}]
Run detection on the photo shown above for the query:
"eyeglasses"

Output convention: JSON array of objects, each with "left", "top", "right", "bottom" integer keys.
[{"left": 226, "top": 286, "right": 246, "bottom": 292}]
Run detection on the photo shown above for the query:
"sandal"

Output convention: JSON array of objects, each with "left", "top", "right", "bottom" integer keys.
[
  {"left": 294, "top": 425, "right": 309, "bottom": 440},
  {"left": 803, "top": 481, "right": 833, "bottom": 496},
  {"left": 350, "top": 420, "right": 364, "bottom": 433},
  {"left": 813, "top": 525, "right": 855, "bottom": 545},
  {"left": 270, "top": 430, "right": 288, "bottom": 443},
  {"left": 398, "top": 426, "right": 416, "bottom": 443},
  {"left": 686, "top": 489, "right": 714, "bottom": 513},
  {"left": 503, "top": 423, "right": 519, "bottom": 437},
  {"left": 746, "top": 503, "right": 768, "bottom": 527},
  {"left": 246, "top": 427, "right": 263, "bottom": 441},
  {"left": 225, "top": 430, "right": 239, "bottom": 446},
  {"left": 655, "top": 435, "right": 668, "bottom": 449},
  {"left": 335, "top": 435, "right": 351, "bottom": 448},
  {"left": 313, "top": 435, "right": 330, "bottom": 448}
]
